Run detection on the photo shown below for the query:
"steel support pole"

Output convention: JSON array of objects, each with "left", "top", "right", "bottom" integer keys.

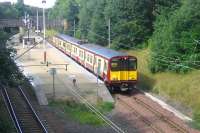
[
  {"left": 36, "top": 10, "right": 39, "bottom": 34},
  {"left": 108, "top": 18, "right": 111, "bottom": 48},
  {"left": 43, "top": 4, "right": 46, "bottom": 63}
]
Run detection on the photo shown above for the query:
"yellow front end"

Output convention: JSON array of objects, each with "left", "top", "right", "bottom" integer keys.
[{"left": 110, "top": 70, "right": 137, "bottom": 81}]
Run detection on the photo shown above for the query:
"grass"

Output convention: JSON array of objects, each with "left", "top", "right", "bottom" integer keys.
[
  {"left": 97, "top": 102, "right": 114, "bottom": 113},
  {"left": 128, "top": 48, "right": 200, "bottom": 129},
  {"left": 49, "top": 100, "right": 114, "bottom": 126}
]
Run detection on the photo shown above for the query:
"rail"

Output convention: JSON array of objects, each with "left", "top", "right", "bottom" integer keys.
[
  {"left": 117, "top": 96, "right": 163, "bottom": 133},
  {"left": 1, "top": 86, "right": 23, "bottom": 133},
  {"left": 18, "top": 86, "right": 48, "bottom": 133},
  {"left": 56, "top": 76, "right": 125, "bottom": 133},
  {"left": 132, "top": 96, "right": 188, "bottom": 133},
  {"left": 1, "top": 85, "right": 48, "bottom": 133}
]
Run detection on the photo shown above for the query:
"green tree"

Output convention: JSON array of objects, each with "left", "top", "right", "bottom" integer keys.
[
  {"left": 0, "top": 3, "right": 19, "bottom": 19},
  {"left": 87, "top": 0, "right": 108, "bottom": 46},
  {"left": 104, "top": 0, "right": 155, "bottom": 49},
  {"left": 149, "top": 0, "right": 200, "bottom": 73},
  {"left": 48, "top": 0, "right": 79, "bottom": 35},
  {"left": 78, "top": 0, "right": 96, "bottom": 39}
]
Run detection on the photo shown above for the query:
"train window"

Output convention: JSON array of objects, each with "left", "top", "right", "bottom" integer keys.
[
  {"left": 90, "top": 55, "right": 93, "bottom": 64},
  {"left": 87, "top": 54, "right": 89, "bottom": 62},
  {"left": 79, "top": 51, "right": 83, "bottom": 58},
  {"left": 128, "top": 58, "right": 137, "bottom": 70},
  {"left": 79, "top": 50, "right": 81, "bottom": 57},
  {"left": 104, "top": 61, "right": 108, "bottom": 72},
  {"left": 111, "top": 58, "right": 137, "bottom": 71},
  {"left": 111, "top": 59, "right": 120, "bottom": 71},
  {"left": 68, "top": 44, "right": 71, "bottom": 50},
  {"left": 74, "top": 48, "right": 76, "bottom": 53}
]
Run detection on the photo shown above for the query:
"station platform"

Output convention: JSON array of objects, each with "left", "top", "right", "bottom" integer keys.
[{"left": 14, "top": 35, "right": 114, "bottom": 105}]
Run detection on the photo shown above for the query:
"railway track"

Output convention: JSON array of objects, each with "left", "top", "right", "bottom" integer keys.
[
  {"left": 1, "top": 86, "right": 48, "bottom": 133},
  {"left": 116, "top": 94, "right": 189, "bottom": 133},
  {"left": 131, "top": 95, "right": 188, "bottom": 133}
]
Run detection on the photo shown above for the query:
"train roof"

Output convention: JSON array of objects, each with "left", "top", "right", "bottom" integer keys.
[
  {"left": 55, "top": 34, "right": 129, "bottom": 59},
  {"left": 80, "top": 43, "right": 127, "bottom": 59},
  {"left": 56, "top": 34, "right": 81, "bottom": 45}
]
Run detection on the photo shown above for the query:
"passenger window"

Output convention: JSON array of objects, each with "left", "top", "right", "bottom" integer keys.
[
  {"left": 90, "top": 56, "right": 93, "bottom": 64},
  {"left": 104, "top": 61, "right": 108, "bottom": 72},
  {"left": 79, "top": 50, "right": 81, "bottom": 57},
  {"left": 87, "top": 54, "right": 89, "bottom": 62}
]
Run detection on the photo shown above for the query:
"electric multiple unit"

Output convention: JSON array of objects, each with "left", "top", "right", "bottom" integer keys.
[{"left": 51, "top": 34, "right": 137, "bottom": 92}]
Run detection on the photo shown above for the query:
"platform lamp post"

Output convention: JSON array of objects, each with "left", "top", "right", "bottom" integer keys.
[{"left": 42, "top": 0, "right": 47, "bottom": 64}]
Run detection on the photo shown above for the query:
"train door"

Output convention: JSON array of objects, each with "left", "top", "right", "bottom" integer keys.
[
  {"left": 97, "top": 59, "right": 101, "bottom": 76},
  {"left": 120, "top": 58, "right": 128, "bottom": 81},
  {"left": 93, "top": 56, "right": 96, "bottom": 72},
  {"left": 84, "top": 51, "right": 86, "bottom": 67}
]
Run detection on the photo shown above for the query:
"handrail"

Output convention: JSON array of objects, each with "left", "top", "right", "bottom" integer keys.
[{"left": 18, "top": 86, "right": 48, "bottom": 133}]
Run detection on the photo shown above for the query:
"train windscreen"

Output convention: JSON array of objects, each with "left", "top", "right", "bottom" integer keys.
[{"left": 111, "top": 58, "right": 137, "bottom": 71}]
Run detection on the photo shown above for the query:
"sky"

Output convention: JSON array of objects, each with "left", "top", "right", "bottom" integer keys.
[{"left": 0, "top": 0, "right": 56, "bottom": 8}]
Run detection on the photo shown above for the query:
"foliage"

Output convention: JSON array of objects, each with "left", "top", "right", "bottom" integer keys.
[
  {"left": 0, "top": 3, "right": 20, "bottom": 19},
  {"left": 49, "top": 100, "right": 109, "bottom": 126},
  {"left": 97, "top": 102, "right": 114, "bottom": 113},
  {"left": 104, "top": 0, "right": 154, "bottom": 49},
  {"left": 46, "top": 29, "right": 58, "bottom": 38},
  {"left": 49, "top": 0, "right": 155, "bottom": 47},
  {"left": 48, "top": 0, "right": 79, "bottom": 35},
  {"left": 193, "top": 109, "right": 200, "bottom": 130},
  {"left": 48, "top": 0, "right": 200, "bottom": 72},
  {"left": 77, "top": 0, "right": 95, "bottom": 39},
  {"left": 0, "top": 2, "right": 43, "bottom": 19},
  {"left": 149, "top": 0, "right": 200, "bottom": 73},
  {"left": 87, "top": 0, "right": 108, "bottom": 46},
  {"left": 129, "top": 48, "right": 200, "bottom": 128},
  {"left": 0, "top": 30, "right": 24, "bottom": 86}
]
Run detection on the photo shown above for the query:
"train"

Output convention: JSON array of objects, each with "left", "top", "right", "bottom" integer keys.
[{"left": 51, "top": 34, "right": 138, "bottom": 92}]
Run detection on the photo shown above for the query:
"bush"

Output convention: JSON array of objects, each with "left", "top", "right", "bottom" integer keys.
[{"left": 149, "top": 0, "right": 200, "bottom": 73}]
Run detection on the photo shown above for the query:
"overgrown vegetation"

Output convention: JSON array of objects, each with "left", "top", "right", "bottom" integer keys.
[
  {"left": 1, "top": 0, "right": 200, "bottom": 130},
  {"left": 48, "top": 0, "right": 200, "bottom": 129},
  {"left": 46, "top": 29, "right": 58, "bottom": 37},
  {"left": 129, "top": 48, "right": 200, "bottom": 129},
  {"left": 48, "top": 0, "right": 200, "bottom": 72},
  {"left": 0, "top": 0, "right": 43, "bottom": 19},
  {"left": 0, "top": 30, "right": 21, "bottom": 133},
  {"left": 150, "top": 0, "right": 200, "bottom": 73},
  {"left": 48, "top": 0, "right": 155, "bottom": 48},
  {"left": 49, "top": 100, "right": 114, "bottom": 126}
]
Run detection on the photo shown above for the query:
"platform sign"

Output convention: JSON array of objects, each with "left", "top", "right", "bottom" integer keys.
[
  {"left": 49, "top": 68, "right": 57, "bottom": 76},
  {"left": 49, "top": 68, "right": 56, "bottom": 100}
]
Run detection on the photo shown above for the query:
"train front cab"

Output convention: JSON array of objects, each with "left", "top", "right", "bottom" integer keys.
[{"left": 108, "top": 56, "right": 137, "bottom": 91}]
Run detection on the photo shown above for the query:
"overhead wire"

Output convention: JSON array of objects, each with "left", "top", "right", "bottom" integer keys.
[{"left": 81, "top": 28, "right": 200, "bottom": 70}]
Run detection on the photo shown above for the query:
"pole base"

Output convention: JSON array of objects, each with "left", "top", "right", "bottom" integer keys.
[{"left": 44, "top": 51, "right": 47, "bottom": 63}]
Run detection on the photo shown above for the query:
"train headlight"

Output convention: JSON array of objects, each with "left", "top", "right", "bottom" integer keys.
[
  {"left": 129, "top": 77, "right": 135, "bottom": 80},
  {"left": 112, "top": 77, "right": 118, "bottom": 81}
]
